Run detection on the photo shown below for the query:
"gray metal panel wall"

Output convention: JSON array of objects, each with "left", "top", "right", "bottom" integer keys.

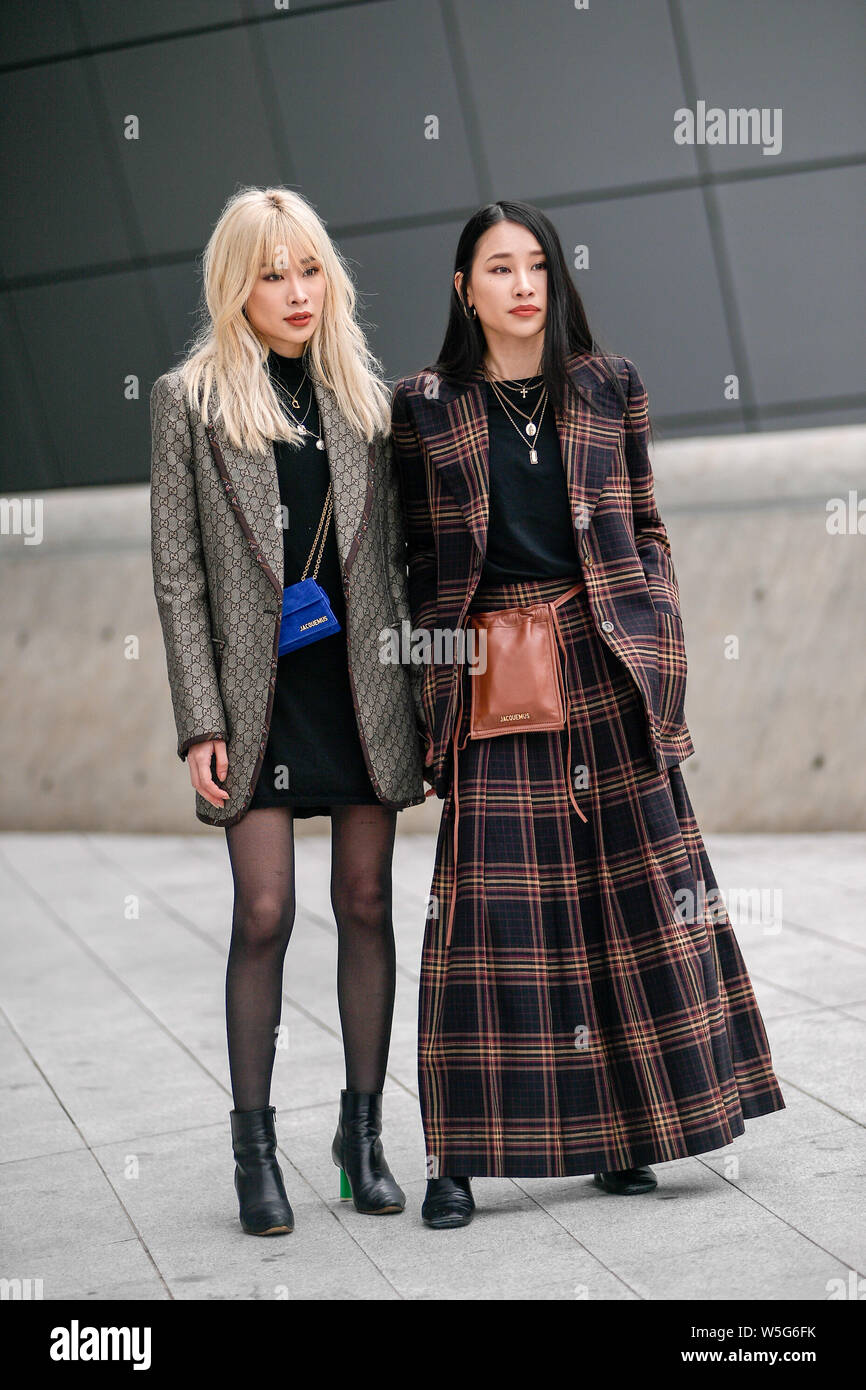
[{"left": 1, "top": 0, "right": 864, "bottom": 490}]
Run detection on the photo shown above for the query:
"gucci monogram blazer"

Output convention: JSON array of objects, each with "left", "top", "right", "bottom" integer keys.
[{"left": 149, "top": 368, "right": 427, "bottom": 826}]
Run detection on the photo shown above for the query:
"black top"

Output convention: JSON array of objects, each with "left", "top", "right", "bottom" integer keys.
[
  {"left": 247, "top": 347, "right": 379, "bottom": 812},
  {"left": 267, "top": 349, "right": 339, "bottom": 590},
  {"left": 479, "top": 376, "right": 580, "bottom": 586}
]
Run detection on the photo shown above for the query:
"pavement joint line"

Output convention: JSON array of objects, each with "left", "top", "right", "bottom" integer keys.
[
  {"left": 690, "top": 1151, "right": 866, "bottom": 1280},
  {"left": 4, "top": 831, "right": 863, "bottom": 1297},
  {"left": 78, "top": 833, "right": 421, "bottom": 1101},
  {"left": 312, "top": 1203, "right": 406, "bottom": 1301},
  {"left": 763, "top": 1074, "right": 864, "bottom": 1132},
  {"left": 84, "top": 829, "right": 426, "bottom": 985},
  {"left": 288, "top": 902, "right": 421, "bottom": 988},
  {"left": 508, "top": 1177, "right": 646, "bottom": 1300},
  {"left": 771, "top": 915, "right": 866, "bottom": 959},
  {"left": 747, "top": 971, "right": 857, "bottom": 1012},
  {"left": 0, "top": 842, "right": 325, "bottom": 1193},
  {"left": 0, "top": 1097, "right": 412, "bottom": 1168},
  {"left": 0, "top": 999, "right": 173, "bottom": 1299}
]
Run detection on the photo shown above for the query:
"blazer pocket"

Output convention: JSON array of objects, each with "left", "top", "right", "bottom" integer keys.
[{"left": 655, "top": 611, "right": 688, "bottom": 735}]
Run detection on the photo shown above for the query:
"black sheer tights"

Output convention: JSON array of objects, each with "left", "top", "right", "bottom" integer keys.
[{"left": 224, "top": 803, "right": 398, "bottom": 1111}]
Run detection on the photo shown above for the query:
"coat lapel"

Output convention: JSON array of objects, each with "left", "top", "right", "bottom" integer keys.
[
  {"left": 205, "top": 374, "right": 373, "bottom": 594},
  {"left": 429, "top": 350, "right": 616, "bottom": 562}
]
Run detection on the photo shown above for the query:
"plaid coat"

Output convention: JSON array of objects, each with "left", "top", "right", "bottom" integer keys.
[
  {"left": 149, "top": 369, "right": 427, "bottom": 826},
  {"left": 391, "top": 351, "right": 786, "bottom": 1178},
  {"left": 390, "top": 350, "right": 695, "bottom": 795}
]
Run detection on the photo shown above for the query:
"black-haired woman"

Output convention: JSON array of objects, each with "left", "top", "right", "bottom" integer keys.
[{"left": 391, "top": 201, "right": 785, "bottom": 1228}]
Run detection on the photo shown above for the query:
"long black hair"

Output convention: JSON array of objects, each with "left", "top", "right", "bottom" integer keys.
[{"left": 430, "top": 200, "right": 636, "bottom": 427}]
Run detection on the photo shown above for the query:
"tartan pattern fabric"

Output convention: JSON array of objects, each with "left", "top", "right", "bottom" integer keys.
[
  {"left": 388, "top": 350, "right": 785, "bottom": 1177},
  {"left": 418, "top": 574, "right": 785, "bottom": 1178},
  {"left": 149, "top": 369, "right": 426, "bottom": 826},
  {"left": 390, "top": 351, "right": 696, "bottom": 795}
]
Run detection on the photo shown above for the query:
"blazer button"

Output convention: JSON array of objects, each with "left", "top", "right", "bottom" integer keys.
[{"left": 601, "top": 619, "right": 615, "bottom": 632}]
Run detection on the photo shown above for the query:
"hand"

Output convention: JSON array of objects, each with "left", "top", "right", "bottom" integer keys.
[{"left": 189, "top": 739, "right": 230, "bottom": 808}]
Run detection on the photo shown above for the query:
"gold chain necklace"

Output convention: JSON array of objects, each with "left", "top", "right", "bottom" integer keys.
[
  {"left": 484, "top": 369, "right": 549, "bottom": 465},
  {"left": 272, "top": 359, "right": 326, "bottom": 450}
]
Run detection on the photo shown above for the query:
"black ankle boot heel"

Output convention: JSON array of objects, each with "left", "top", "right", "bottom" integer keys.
[
  {"left": 592, "top": 1165, "right": 657, "bottom": 1195},
  {"left": 230, "top": 1106, "right": 295, "bottom": 1235},
  {"left": 331, "top": 1090, "right": 405, "bottom": 1215},
  {"left": 421, "top": 1176, "right": 475, "bottom": 1229}
]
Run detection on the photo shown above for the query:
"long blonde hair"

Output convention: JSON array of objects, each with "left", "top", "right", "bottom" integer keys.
[{"left": 179, "top": 186, "right": 391, "bottom": 453}]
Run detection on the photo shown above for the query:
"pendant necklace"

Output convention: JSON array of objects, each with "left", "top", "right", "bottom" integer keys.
[
  {"left": 272, "top": 358, "right": 326, "bottom": 450},
  {"left": 483, "top": 367, "right": 549, "bottom": 464}
]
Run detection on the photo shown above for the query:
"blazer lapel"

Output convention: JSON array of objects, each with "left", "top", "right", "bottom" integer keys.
[
  {"left": 205, "top": 374, "right": 373, "bottom": 593},
  {"left": 314, "top": 378, "right": 374, "bottom": 576},
  {"left": 430, "top": 350, "right": 615, "bottom": 563}
]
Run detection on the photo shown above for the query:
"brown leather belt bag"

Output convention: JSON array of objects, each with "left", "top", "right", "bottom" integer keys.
[
  {"left": 445, "top": 582, "right": 589, "bottom": 947},
  {"left": 467, "top": 588, "right": 577, "bottom": 737}
]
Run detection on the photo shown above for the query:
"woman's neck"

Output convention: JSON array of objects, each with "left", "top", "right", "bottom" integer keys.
[{"left": 482, "top": 339, "right": 543, "bottom": 381}]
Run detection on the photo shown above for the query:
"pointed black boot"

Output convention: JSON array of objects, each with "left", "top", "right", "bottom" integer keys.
[
  {"left": 593, "top": 1165, "right": 657, "bottom": 1195},
  {"left": 230, "top": 1106, "right": 294, "bottom": 1235},
  {"left": 421, "top": 1176, "right": 475, "bottom": 1229},
  {"left": 331, "top": 1090, "right": 405, "bottom": 1214}
]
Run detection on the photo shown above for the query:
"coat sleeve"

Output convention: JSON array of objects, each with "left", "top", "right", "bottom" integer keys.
[
  {"left": 149, "top": 372, "right": 228, "bottom": 760},
  {"left": 377, "top": 429, "right": 426, "bottom": 736},
  {"left": 389, "top": 381, "right": 438, "bottom": 632},
  {"left": 621, "top": 357, "right": 683, "bottom": 618},
  {"left": 389, "top": 381, "right": 439, "bottom": 740}
]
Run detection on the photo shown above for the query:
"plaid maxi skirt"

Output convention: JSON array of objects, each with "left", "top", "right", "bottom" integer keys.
[{"left": 419, "top": 572, "right": 785, "bottom": 1178}]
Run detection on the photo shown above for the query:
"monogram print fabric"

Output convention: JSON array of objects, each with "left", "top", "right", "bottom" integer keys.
[{"left": 150, "top": 369, "right": 426, "bottom": 826}]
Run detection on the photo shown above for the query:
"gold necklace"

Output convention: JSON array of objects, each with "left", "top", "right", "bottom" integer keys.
[{"left": 484, "top": 370, "right": 549, "bottom": 465}]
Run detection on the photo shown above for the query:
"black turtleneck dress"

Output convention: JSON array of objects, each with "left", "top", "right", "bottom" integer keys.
[{"left": 247, "top": 348, "right": 380, "bottom": 816}]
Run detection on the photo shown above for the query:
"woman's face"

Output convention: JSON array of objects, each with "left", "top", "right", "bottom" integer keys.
[
  {"left": 456, "top": 220, "right": 548, "bottom": 347},
  {"left": 244, "top": 244, "right": 326, "bottom": 355}
]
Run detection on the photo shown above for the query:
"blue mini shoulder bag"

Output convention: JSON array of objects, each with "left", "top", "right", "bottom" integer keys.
[{"left": 278, "top": 478, "right": 341, "bottom": 656}]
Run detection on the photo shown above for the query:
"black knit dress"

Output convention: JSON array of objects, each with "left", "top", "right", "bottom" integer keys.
[{"left": 247, "top": 348, "right": 380, "bottom": 816}]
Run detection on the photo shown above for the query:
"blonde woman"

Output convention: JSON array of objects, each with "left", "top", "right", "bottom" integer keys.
[{"left": 149, "top": 187, "right": 427, "bottom": 1235}]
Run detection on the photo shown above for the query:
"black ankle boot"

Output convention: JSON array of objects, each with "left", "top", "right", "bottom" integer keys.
[
  {"left": 230, "top": 1106, "right": 294, "bottom": 1235},
  {"left": 593, "top": 1165, "right": 657, "bottom": 1195},
  {"left": 331, "top": 1090, "right": 405, "bottom": 1214},
  {"left": 421, "top": 1176, "right": 475, "bottom": 1229}
]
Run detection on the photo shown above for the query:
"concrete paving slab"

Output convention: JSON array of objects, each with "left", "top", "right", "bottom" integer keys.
[
  {"left": 1, "top": 1147, "right": 166, "bottom": 1299},
  {"left": 0, "top": 1013, "right": 86, "bottom": 1165},
  {"left": 1, "top": 829, "right": 863, "bottom": 1300},
  {"left": 762, "top": 1009, "right": 866, "bottom": 1124},
  {"left": 92, "top": 1124, "right": 400, "bottom": 1301}
]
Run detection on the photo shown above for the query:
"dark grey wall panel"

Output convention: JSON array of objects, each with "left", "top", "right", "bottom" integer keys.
[
  {"left": 150, "top": 263, "right": 206, "bottom": 370},
  {"left": 0, "top": 2, "right": 78, "bottom": 65},
  {"left": 545, "top": 191, "right": 739, "bottom": 425},
  {"left": 683, "top": 0, "right": 866, "bottom": 170},
  {"left": 93, "top": 28, "right": 286, "bottom": 259},
  {"left": 0, "top": 62, "right": 135, "bottom": 278},
  {"left": 716, "top": 166, "right": 866, "bottom": 406},
  {"left": 454, "top": 0, "right": 698, "bottom": 196},
  {"left": 259, "top": 0, "right": 479, "bottom": 224},
  {"left": 11, "top": 271, "right": 164, "bottom": 487},
  {"left": 244, "top": 0, "right": 361, "bottom": 13},
  {"left": 0, "top": 296, "right": 59, "bottom": 491},
  {"left": 79, "top": 0, "right": 243, "bottom": 47},
  {"left": 0, "top": 0, "right": 863, "bottom": 491},
  {"left": 339, "top": 218, "right": 467, "bottom": 381}
]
